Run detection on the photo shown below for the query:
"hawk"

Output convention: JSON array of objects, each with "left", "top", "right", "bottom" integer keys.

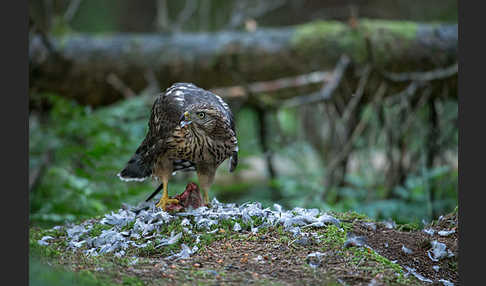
[{"left": 118, "top": 83, "right": 238, "bottom": 210}]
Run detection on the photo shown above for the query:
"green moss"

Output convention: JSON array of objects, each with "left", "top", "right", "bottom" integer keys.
[
  {"left": 292, "top": 20, "right": 366, "bottom": 63},
  {"left": 330, "top": 210, "right": 370, "bottom": 222},
  {"left": 360, "top": 19, "right": 419, "bottom": 39},
  {"left": 349, "top": 247, "right": 415, "bottom": 284},
  {"left": 291, "top": 19, "right": 420, "bottom": 65},
  {"left": 121, "top": 220, "right": 135, "bottom": 232},
  {"left": 397, "top": 222, "right": 420, "bottom": 231},
  {"left": 89, "top": 223, "right": 113, "bottom": 237},
  {"left": 137, "top": 241, "right": 158, "bottom": 256},
  {"left": 29, "top": 227, "right": 65, "bottom": 259},
  {"left": 279, "top": 235, "right": 290, "bottom": 244}
]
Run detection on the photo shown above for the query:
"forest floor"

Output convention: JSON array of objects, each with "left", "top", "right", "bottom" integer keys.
[{"left": 30, "top": 203, "right": 458, "bottom": 286}]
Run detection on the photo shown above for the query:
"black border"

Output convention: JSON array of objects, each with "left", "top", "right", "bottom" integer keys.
[
  {"left": 2, "top": 0, "right": 28, "bottom": 285},
  {"left": 458, "top": 0, "right": 478, "bottom": 285}
]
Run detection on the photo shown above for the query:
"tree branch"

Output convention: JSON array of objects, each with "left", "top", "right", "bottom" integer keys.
[{"left": 282, "top": 55, "right": 351, "bottom": 108}]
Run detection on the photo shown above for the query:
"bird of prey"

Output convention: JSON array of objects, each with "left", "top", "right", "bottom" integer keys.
[{"left": 117, "top": 83, "right": 238, "bottom": 210}]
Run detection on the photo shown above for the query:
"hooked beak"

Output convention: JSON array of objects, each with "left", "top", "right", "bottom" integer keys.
[{"left": 180, "top": 111, "right": 192, "bottom": 128}]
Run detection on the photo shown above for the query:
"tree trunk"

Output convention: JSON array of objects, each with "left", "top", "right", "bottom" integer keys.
[{"left": 29, "top": 20, "right": 457, "bottom": 106}]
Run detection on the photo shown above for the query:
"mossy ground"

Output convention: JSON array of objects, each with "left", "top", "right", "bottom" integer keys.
[{"left": 28, "top": 209, "right": 456, "bottom": 286}]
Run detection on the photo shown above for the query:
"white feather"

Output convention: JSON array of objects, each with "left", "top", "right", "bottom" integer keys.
[{"left": 117, "top": 173, "right": 148, "bottom": 182}]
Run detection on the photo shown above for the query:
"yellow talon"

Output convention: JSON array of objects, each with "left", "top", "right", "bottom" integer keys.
[
  {"left": 155, "top": 196, "right": 179, "bottom": 211},
  {"left": 155, "top": 180, "right": 178, "bottom": 211}
]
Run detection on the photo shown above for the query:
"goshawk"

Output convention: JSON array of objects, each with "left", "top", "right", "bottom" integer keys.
[{"left": 118, "top": 83, "right": 238, "bottom": 210}]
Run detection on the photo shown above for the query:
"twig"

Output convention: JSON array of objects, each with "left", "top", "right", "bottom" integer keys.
[
  {"left": 382, "top": 63, "right": 458, "bottom": 82},
  {"left": 106, "top": 73, "right": 136, "bottom": 98},
  {"left": 172, "top": 0, "right": 198, "bottom": 32},
  {"left": 63, "top": 0, "right": 82, "bottom": 23},
  {"left": 198, "top": 0, "right": 211, "bottom": 31},
  {"left": 227, "top": 0, "right": 287, "bottom": 29},
  {"left": 326, "top": 79, "right": 387, "bottom": 174},
  {"left": 281, "top": 55, "right": 351, "bottom": 108},
  {"left": 156, "top": 0, "right": 169, "bottom": 31},
  {"left": 145, "top": 183, "right": 164, "bottom": 202},
  {"left": 400, "top": 86, "right": 433, "bottom": 134},
  {"left": 29, "top": 150, "right": 53, "bottom": 192},
  {"left": 142, "top": 69, "right": 161, "bottom": 95},
  {"left": 342, "top": 65, "right": 371, "bottom": 123},
  {"left": 211, "top": 70, "right": 333, "bottom": 98},
  {"left": 385, "top": 81, "right": 425, "bottom": 106},
  {"left": 369, "top": 82, "right": 388, "bottom": 147},
  {"left": 29, "top": 4, "right": 62, "bottom": 60}
]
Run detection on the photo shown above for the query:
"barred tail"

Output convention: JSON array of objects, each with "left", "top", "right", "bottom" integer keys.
[
  {"left": 229, "top": 151, "right": 238, "bottom": 172},
  {"left": 117, "top": 153, "right": 152, "bottom": 182}
]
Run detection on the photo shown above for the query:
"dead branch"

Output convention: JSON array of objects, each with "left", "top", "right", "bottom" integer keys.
[
  {"left": 106, "top": 74, "right": 136, "bottom": 99},
  {"left": 342, "top": 65, "right": 371, "bottom": 123},
  {"left": 211, "top": 70, "right": 333, "bottom": 98},
  {"left": 173, "top": 0, "right": 198, "bottom": 32},
  {"left": 228, "top": 0, "right": 287, "bottom": 29},
  {"left": 63, "top": 0, "right": 82, "bottom": 23},
  {"left": 282, "top": 55, "right": 351, "bottom": 108},
  {"left": 326, "top": 78, "right": 387, "bottom": 178},
  {"left": 156, "top": 0, "right": 169, "bottom": 31},
  {"left": 382, "top": 63, "right": 458, "bottom": 82},
  {"left": 401, "top": 86, "right": 433, "bottom": 135}
]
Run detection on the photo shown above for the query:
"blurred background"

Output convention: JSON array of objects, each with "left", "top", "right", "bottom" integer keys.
[{"left": 29, "top": 0, "right": 458, "bottom": 229}]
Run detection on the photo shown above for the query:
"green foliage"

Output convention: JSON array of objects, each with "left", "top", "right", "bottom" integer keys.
[
  {"left": 30, "top": 257, "right": 114, "bottom": 286},
  {"left": 270, "top": 139, "right": 457, "bottom": 224},
  {"left": 352, "top": 167, "right": 458, "bottom": 224}
]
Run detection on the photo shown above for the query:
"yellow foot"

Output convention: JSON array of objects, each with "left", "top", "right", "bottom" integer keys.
[{"left": 155, "top": 197, "right": 179, "bottom": 211}]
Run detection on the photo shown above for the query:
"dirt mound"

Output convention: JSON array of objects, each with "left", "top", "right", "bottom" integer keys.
[{"left": 30, "top": 204, "right": 459, "bottom": 286}]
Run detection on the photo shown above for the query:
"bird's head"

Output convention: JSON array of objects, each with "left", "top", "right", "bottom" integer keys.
[{"left": 180, "top": 104, "right": 224, "bottom": 135}]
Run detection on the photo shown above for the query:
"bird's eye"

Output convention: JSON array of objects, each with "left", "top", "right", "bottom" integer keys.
[{"left": 196, "top": 112, "right": 206, "bottom": 119}]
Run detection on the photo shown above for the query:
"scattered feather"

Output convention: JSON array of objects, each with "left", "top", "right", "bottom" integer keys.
[
  {"left": 423, "top": 228, "right": 435, "bottom": 235},
  {"left": 427, "top": 240, "right": 449, "bottom": 261},
  {"left": 363, "top": 222, "right": 377, "bottom": 231},
  {"left": 404, "top": 266, "right": 433, "bottom": 283},
  {"left": 382, "top": 220, "right": 397, "bottom": 229},
  {"left": 438, "top": 229, "right": 455, "bottom": 236},
  {"left": 343, "top": 234, "right": 367, "bottom": 248},
  {"left": 306, "top": 252, "right": 325, "bottom": 269},
  {"left": 401, "top": 245, "right": 413, "bottom": 254},
  {"left": 37, "top": 236, "right": 54, "bottom": 246},
  {"left": 233, "top": 222, "right": 242, "bottom": 232},
  {"left": 439, "top": 279, "right": 454, "bottom": 286},
  {"left": 44, "top": 192, "right": 339, "bottom": 261}
]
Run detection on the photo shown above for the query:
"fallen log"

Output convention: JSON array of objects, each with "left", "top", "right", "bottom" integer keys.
[{"left": 29, "top": 20, "right": 457, "bottom": 106}]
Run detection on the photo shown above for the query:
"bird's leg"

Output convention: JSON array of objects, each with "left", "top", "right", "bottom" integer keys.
[
  {"left": 203, "top": 188, "right": 210, "bottom": 206},
  {"left": 155, "top": 178, "right": 178, "bottom": 211},
  {"left": 196, "top": 167, "right": 215, "bottom": 207}
]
